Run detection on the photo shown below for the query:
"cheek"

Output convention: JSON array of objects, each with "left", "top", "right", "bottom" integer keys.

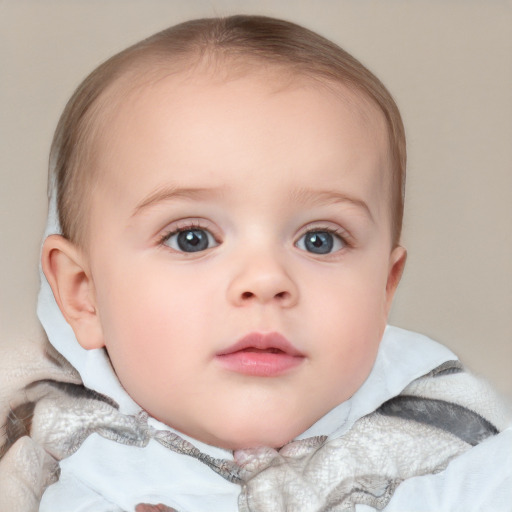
[
  {"left": 93, "top": 258, "right": 215, "bottom": 379},
  {"left": 301, "top": 258, "right": 389, "bottom": 382},
  {"left": 306, "top": 257, "right": 389, "bottom": 329},
  {"left": 314, "top": 286, "right": 384, "bottom": 360}
]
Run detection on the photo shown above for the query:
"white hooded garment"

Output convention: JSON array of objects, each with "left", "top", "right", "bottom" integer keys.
[{"left": 37, "top": 192, "right": 512, "bottom": 512}]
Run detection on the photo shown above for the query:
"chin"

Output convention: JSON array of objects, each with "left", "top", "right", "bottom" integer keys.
[
  {"left": 215, "top": 434, "right": 295, "bottom": 451},
  {"left": 203, "top": 420, "right": 307, "bottom": 451}
]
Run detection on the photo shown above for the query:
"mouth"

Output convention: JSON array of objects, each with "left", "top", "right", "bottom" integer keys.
[{"left": 215, "top": 332, "right": 305, "bottom": 377}]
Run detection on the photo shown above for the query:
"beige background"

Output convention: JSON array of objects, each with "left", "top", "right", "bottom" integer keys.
[{"left": 1, "top": 1, "right": 511, "bottom": 400}]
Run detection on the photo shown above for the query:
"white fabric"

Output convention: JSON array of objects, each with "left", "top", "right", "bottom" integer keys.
[
  {"left": 38, "top": 194, "right": 512, "bottom": 511},
  {"left": 380, "top": 426, "right": 512, "bottom": 511}
]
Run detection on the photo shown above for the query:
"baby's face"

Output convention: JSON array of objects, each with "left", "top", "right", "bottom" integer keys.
[{"left": 82, "top": 68, "right": 405, "bottom": 449}]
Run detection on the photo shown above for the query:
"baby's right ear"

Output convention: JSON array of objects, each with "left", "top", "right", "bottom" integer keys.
[{"left": 41, "top": 235, "right": 105, "bottom": 350}]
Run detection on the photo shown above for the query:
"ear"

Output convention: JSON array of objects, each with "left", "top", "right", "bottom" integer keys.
[
  {"left": 41, "top": 234, "right": 105, "bottom": 350},
  {"left": 384, "top": 245, "right": 407, "bottom": 315}
]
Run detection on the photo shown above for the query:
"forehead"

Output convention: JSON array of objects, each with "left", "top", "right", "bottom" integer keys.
[
  {"left": 94, "top": 56, "right": 388, "bottom": 145},
  {"left": 90, "top": 63, "right": 391, "bottom": 216},
  {"left": 97, "top": 59, "right": 388, "bottom": 152}
]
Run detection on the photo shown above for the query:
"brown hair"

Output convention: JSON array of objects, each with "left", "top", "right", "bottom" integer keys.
[{"left": 50, "top": 15, "right": 406, "bottom": 247}]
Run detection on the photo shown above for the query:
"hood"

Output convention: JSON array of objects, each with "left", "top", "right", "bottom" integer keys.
[{"left": 37, "top": 189, "right": 140, "bottom": 414}]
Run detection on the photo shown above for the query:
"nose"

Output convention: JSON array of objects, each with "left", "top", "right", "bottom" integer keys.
[{"left": 227, "top": 251, "right": 299, "bottom": 308}]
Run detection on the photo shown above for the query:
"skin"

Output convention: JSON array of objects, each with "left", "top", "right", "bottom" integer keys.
[{"left": 42, "top": 68, "right": 406, "bottom": 450}]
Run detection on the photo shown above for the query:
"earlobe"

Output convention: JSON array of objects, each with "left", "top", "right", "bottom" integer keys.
[
  {"left": 41, "top": 235, "right": 105, "bottom": 350},
  {"left": 385, "top": 245, "right": 407, "bottom": 313}
]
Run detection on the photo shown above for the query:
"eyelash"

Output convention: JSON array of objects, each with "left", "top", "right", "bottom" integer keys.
[
  {"left": 158, "top": 221, "right": 220, "bottom": 247},
  {"left": 297, "top": 224, "right": 352, "bottom": 245}
]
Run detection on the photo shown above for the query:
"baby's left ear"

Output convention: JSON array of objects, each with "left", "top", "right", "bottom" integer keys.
[
  {"left": 41, "top": 234, "right": 105, "bottom": 350},
  {"left": 385, "top": 246, "right": 407, "bottom": 311}
]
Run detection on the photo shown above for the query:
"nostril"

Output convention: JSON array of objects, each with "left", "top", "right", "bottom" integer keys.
[{"left": 240, "top": 290, "right": 290, "bottom": 301}]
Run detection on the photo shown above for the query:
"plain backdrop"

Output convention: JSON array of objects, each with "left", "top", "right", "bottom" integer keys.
[{"left": 1, "top": 0, "right": 511, "bottom": 400}]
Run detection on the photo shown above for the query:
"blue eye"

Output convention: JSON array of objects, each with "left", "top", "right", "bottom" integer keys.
[
  {"left": 296, "top": 230, "right": 344, "bottom": 254},
  {"left": 163, "top": 228, "right": 218, "bottom": 253}
]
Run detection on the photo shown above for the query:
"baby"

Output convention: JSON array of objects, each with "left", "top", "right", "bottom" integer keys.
[
  {"left": 43, "top": 13, "right": 407, "bottom": 452},
  {"left": 3, "top": 14, "right": 511, "bottom": 512}
]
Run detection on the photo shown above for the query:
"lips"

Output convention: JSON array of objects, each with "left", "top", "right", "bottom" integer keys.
[{"left": 215, "top": 332, "right": 305, "bottom": 377}]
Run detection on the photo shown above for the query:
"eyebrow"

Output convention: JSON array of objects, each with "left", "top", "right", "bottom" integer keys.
[
  {"left": 288, "top": 187, "right": 374, "bottom": 223},
  {"left": 132, "top": 185, "right": 225, "bottom": 216},
  {"left": 132, "top": 184, "right": 374, "bottom": 222}
]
